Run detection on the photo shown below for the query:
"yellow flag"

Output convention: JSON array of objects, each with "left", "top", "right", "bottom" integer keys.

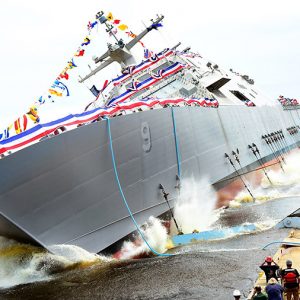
[
  {"left": 118, "top": 24, "right": 128, "bottom": 31},
  {"left": 107, "top": 12, "right": 113, "bottom": 21}
]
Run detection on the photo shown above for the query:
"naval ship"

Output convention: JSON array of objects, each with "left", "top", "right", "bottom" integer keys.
[{"left": 0, "top": 12, "right": 299, "bottom": 254}]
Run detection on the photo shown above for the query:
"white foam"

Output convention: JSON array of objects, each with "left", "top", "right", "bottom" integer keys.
[
  {"left": 231, "top": 151, "right": 300, "bottom": 206},
  {"left": 0, "top": 236, "right": 107, "bottom": 289},
  {"left": 117, "top": 216, "right": 169, "bottom": 259},
  {"left": 174, "top": 177, "right": 218, "bottom": 233}
]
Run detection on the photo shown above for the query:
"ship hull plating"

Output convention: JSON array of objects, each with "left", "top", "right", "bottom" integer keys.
[{"left": 0, "top": 106, "right": 299, "bottom": 253}]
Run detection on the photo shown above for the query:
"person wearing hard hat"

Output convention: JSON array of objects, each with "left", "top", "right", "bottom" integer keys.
[
  {"left": 233, "top": 289, "right": 241, "bottom": 299},
  {"left": 260, "top": 256, "right": 279, "bottom": 283}
]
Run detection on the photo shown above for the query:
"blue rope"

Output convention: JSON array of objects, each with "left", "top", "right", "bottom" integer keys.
[
  {"left": 171, "top": 107, "right": 181, "bottom": 178},
  {"left": 262, "top": 241, "right": 300, "bottom": 250},
  {"left": 105, "top": 117, "right": 174, "bottom": 257}
]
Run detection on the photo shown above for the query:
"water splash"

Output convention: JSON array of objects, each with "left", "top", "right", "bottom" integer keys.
[
  {"left": 173, "top": 177, "right": 219, "bottom": 233},
  {"left": 230, "top": 151, "right": 300, "bottom": 207},
  {"left": 114, "top": 216, "right": 169, "bottom": 259},
  {"left": 0, "top": 236, "right": 107, "bottom": 289}
]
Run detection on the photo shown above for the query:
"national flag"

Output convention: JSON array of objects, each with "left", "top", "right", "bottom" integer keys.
[
  {"left": 118, "top": 24, "right": 128, "bottom": 31},
  {"left": 81, "top": 37, "right": 91, "bottom": 46},
  {"left": 90, "top": 85, "right": 100, "bottom": 97},
  {"left": 113, "top": 19, "right": 121, "bottom": 25},
  {"left": 75, "top": 49, "right": 85, "bottom": 57},
  {"left": 106, "top": 12, "right": 113, "bottom": 21}
]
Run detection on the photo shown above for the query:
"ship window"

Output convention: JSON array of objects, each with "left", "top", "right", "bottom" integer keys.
[
  {"left": 230, "top": 90, "right": 248, "bottom": 101},
  {"left": 207, "top": 78, "right": 231, "bottom": 92}
]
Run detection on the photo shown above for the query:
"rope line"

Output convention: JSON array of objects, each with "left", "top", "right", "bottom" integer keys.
[
  {"left": 262, "top": 241, "right": 300, "bottom": 250},
  {"left": 171, "top": 107, "right": 181, "bottom": 178},
  {"left": 105, "top": 117, "right": 174, "bottom": 257}
]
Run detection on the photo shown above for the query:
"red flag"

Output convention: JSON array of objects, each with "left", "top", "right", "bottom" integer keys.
[{"left": 113, "top": 19, "right": 121, "bottom": 24}]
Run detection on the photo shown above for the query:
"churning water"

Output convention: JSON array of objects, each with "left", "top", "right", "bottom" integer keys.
[{"left": 1, "top": 152, "right": 300, "bottom": 298}]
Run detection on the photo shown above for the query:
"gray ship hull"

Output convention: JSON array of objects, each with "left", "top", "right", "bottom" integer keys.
[{"left": 0, "top": 105, "right": 299, "bottom": 253}]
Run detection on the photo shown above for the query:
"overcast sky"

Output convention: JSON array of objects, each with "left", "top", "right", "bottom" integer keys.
[{"left": 0, "top": 0, "right": 299, "bottom": 128}]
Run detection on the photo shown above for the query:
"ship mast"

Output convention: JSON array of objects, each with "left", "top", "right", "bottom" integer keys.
[{"left": 79, "top": 11, "right": 164, "bottom": 83}]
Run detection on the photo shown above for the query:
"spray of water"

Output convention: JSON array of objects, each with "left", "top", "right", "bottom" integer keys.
[
  {"left": 173, "top": 177, "right": 219, "bottom": 234},
  {"left": 0, "top": 236, "right": 107, "bottom": 289},
  {"left": 116, "top": 216, "right": 169, "bottom": 259},
  {"left": 230, "top": 151, "right": 300, "bottom": 207}
]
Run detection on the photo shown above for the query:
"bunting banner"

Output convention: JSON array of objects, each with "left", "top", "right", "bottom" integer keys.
[
  {"left": 108, "top": 61, "right": 185, "bottom": 106},
  {"left": 278, "top": 95, "right": 299, "bottom": 107},
  {"left": 112, "top": 48, "right": 174, "bottom": 86},
  {"left": 150, "top": 69, "right": 163, "bottom": 79},
  {"left": 0, "top": 97, "right": 218, "bottom": 155},
  {"left": 243, "top": 99, "right": 255, "bottom": 107}
]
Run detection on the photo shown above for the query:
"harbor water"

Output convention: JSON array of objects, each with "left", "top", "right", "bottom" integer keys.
[{"left": 1, "top": 153, "right": 300, "bottom": 299}]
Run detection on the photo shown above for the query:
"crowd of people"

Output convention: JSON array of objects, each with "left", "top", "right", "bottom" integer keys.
[{"left": 233, "top": 257, "right": 300, "bottom": 300}]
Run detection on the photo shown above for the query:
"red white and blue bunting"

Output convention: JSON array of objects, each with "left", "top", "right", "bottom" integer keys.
[
  {"left": 278, "top": 95, "right": 299, "bottom": 107},
  {"left": 108, "top": 61, "right": 185, "bottom": 106},
  {"left": 0, "top": 97, "right": 218, "bottom": 156}
]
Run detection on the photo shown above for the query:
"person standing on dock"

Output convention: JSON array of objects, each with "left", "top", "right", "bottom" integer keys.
[
  {"left": 265, "top": 278, "right": 284, "bottom": 300},
  {"left": 280, "top": 260, "right": 299, "bottom": 300},
  {"left": 260, "top": 256, "right": 280, "bottom": 283}
]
